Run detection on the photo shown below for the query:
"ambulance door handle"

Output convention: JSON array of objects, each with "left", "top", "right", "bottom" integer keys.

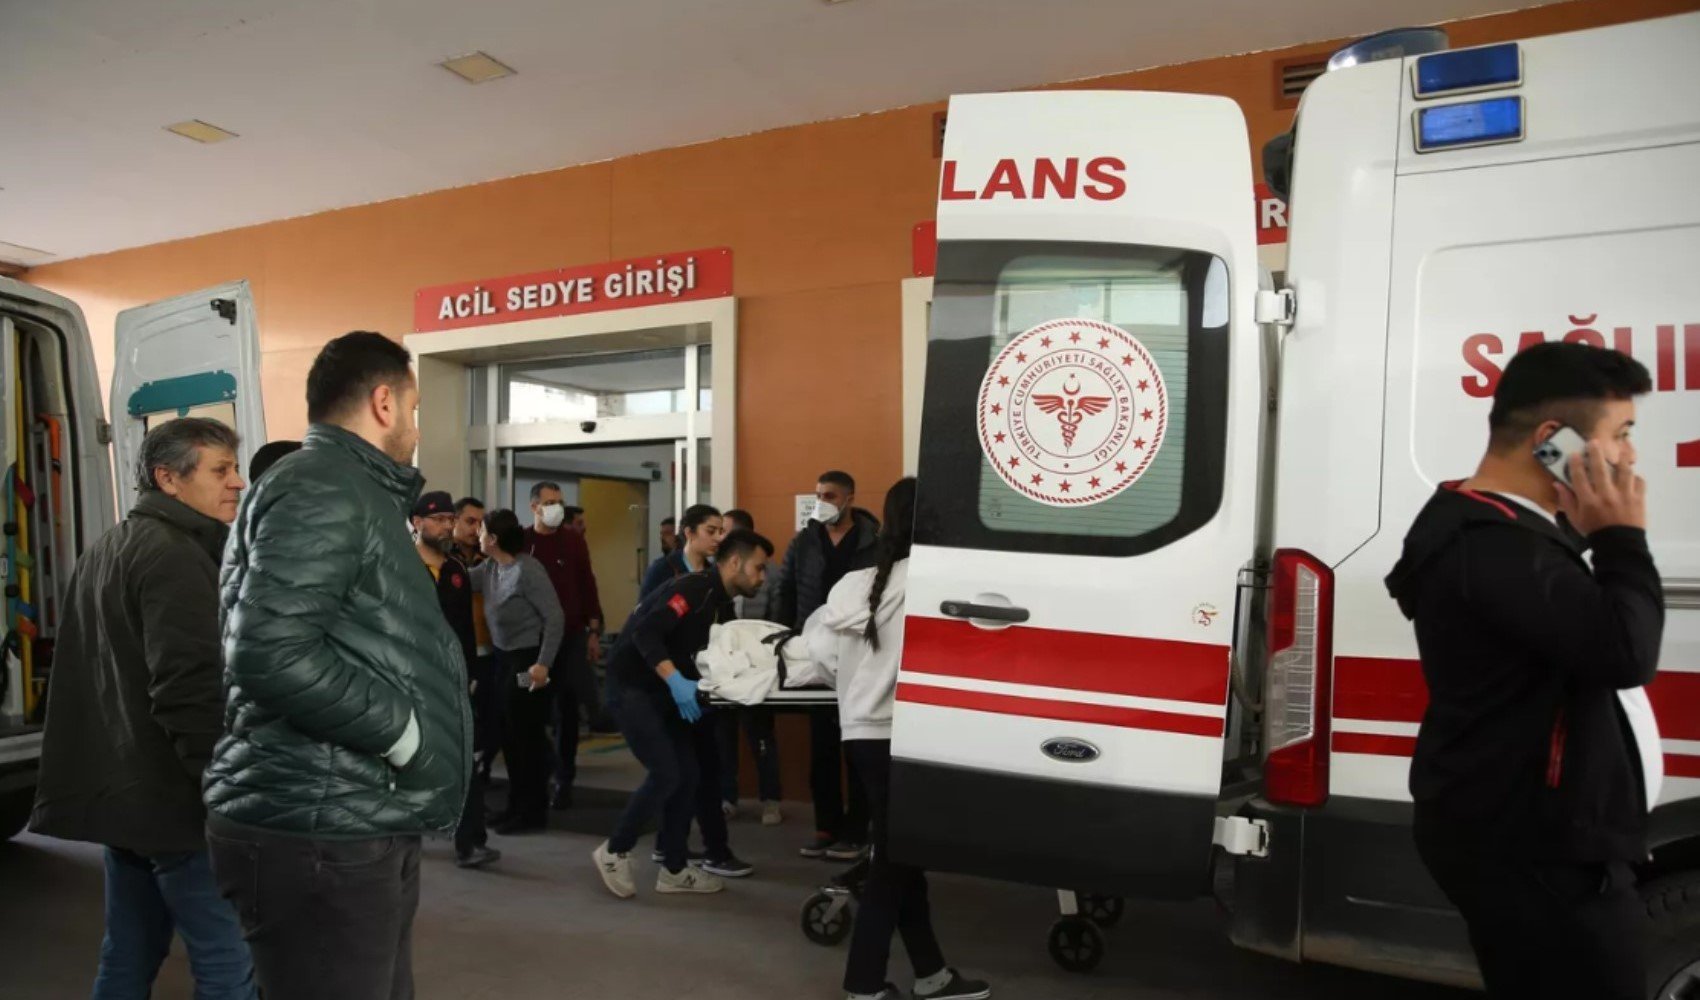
[{"left": 940, "top": 601, "right": 1029, "bottom": 624}]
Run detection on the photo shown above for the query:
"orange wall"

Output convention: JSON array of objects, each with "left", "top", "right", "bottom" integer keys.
[{"left": 26, "top": 0, "right": 1698, "bottom": 540}]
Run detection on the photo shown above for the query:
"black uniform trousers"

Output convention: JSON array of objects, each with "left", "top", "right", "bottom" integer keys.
[{"left": 1414, "top": 813, "right": 1644, "bottom": 1000}]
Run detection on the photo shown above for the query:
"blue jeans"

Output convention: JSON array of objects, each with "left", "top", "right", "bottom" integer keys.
[{"left": 94, "top": 847, "right": 256, "bottom": 1000}]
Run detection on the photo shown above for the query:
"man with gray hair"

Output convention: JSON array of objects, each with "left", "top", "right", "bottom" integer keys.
[{"left": 31, "top": 417, "right": 255, "bottom": 999}]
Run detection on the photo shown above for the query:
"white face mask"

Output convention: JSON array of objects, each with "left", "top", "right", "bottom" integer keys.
[
  {"left": 539, "top": 503, "right": 566, "bottom": 529},
  {"left": 811, "top": 500, "right": 842, "bottom": 525}
]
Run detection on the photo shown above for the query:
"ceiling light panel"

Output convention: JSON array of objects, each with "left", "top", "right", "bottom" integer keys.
[
  {"left": 440, "top": 52, "right": 516, "bottom": 84},
  {"left": 165, "top": 120, "right": 238, "bottom": 144}
]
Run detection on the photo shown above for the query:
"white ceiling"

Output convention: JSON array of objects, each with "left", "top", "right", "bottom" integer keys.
[{"left": 0, "top": 0, "right": 1553, "bottom": 266}]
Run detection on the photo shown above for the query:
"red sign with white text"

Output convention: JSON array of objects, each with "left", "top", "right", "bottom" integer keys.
[
  {"left": 414, "top": 248, "right": 733, "bottom": 333},
  {"left": 1255, "top": 183, "right": 1288, "bottom": 246}
]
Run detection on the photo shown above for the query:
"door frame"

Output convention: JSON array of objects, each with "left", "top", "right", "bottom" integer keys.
[
  {"left": 404, "top": 296, "right": 735, "bottom": 510},
  {"left": 901, "top": 276, "right": 933, "bottom": 476}
]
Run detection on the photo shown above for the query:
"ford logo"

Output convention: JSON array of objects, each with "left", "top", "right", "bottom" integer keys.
[{"left": 1041, "top": 738, "right": 1101, "bottom": 763}]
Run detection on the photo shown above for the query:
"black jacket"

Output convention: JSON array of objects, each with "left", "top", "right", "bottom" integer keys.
[
  {"left": 609, "top": 570, "right": 731, "bottom": 698},
  {"left": 430, "top": 554, "right": 477, "bottom": 675},
  {"left": 769, "top": 509, "right": 880, "bottom": 630},
  {"left": 31, "top": 492, "right": 229, "bottom": 854},
  {"left": 1385, "top": 484, "right": 1663, "bottom": 863}
]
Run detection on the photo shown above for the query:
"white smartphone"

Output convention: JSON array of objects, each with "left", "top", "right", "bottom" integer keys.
[{"left": 1533, "top": 426, "right": 1590, "bottom": 487}]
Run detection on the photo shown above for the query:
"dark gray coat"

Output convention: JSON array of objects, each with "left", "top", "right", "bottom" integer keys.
[{"left": 30, "top": 492, "right": 229, "bottom": 855}]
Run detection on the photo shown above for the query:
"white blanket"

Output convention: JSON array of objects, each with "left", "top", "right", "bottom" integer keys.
[{"left": 695, "top": 619, "right": 817, "bottom": 706}]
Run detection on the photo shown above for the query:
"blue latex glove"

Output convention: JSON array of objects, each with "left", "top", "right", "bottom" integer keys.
[{"left": 665, "top": 672, "right": 702, "bottom": 723}]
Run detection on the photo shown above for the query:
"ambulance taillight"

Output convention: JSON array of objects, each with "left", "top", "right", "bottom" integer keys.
[{"left": 1264, "top": 549, "right": 1335, "bottom": 808}]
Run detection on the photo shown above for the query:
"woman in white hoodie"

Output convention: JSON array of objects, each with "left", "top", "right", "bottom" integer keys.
[{"left": 802, "top": 477, "right": 992, "bottom": 1000}]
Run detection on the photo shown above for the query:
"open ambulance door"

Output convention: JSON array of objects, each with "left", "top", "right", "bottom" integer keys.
[
  {"left": 890, "top": 92, "right": 1263, "bottom": 899},
  {"left": 110, "top": 281, "right": 265, "bottom": 518}
]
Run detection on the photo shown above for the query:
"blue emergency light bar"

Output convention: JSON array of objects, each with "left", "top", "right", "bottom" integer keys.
[
  {"left": 1413, "top": 42, "right": 1522, "bottom": 99},
  {"left": 1414, "top": 96, "right": 1524, "bottom": 153}
]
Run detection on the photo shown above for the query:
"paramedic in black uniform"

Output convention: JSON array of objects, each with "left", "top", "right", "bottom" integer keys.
[
  {"left": 1386, "top": 342, "right": 1661, "bottom": 1000},
  {"left": 411, "top": 490, "right": 499, "bottom": 870},
  {"left": 591, "top": 529, "right": 772, "bottom": 898}
]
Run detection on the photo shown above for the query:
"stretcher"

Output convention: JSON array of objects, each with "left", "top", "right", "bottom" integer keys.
[{"left": 711, "top": 679, "right": 1127, "bottom": 973}]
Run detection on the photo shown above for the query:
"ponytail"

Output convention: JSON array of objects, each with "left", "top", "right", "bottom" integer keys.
[{"left": 864, "top": 477, "right": 917, "bottom": 650}]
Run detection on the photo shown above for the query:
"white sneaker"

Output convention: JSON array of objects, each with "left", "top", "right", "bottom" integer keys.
[
  {"left": 592, "top": 841, "right": 636, "bottom": 899},
  {"left": 721, "top": 799, "right": 737, "bottom": 820},
  {"left": 761, "top": 801, "right": 783, "bottom": 826},
  {"left": 656, "top": 865, "right": 725, "bottom": 894}
]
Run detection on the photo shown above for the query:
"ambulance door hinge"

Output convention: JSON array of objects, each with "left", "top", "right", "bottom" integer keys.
[
  {"left": 210, "top": 298, "right": 237, "bottom": 325},
  {"left": 1213, "top": 815, "right": 1271, "bottom": 858},
  {"left": 1255, "top": 288, "right": 1296, "bottom": 328},
  {"left": 96, "top": 419, "right": 112, "bottom": 446}
]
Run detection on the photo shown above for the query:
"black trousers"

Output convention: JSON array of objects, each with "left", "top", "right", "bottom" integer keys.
[
  {"left": 692, "top": 709, "right": 732, "bottom": 860},
  {"left": 549, "top": 630, "right": 593, "bottom": 793},
  {"left": 842, "top": 739, "right": 946, "bottom": 995},
  {"left": 470, "top": 653, "right": 503, "bottom": 781},
  {"left": 1414, "top": 815, "right": 1644, "bottom": 999},
  {"left": 206, "top": 821, "right": 421, "bottom": 1000},
  {"left": 454, "top": 769, "right": 488, "bottom": 857},
  {"left": 811, "top": 709, "right": 869, "bottom": 842},
  {"left": 500, "top": 646, "right": 551, "bottom": 825}
]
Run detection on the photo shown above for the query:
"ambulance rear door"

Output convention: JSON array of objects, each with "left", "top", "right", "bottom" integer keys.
[
  {"left": 891, "top": 91, "right": 1263, "bottom": 898},
  {"left": 110, "top": 281, "right": 265, "bottom": 518}
]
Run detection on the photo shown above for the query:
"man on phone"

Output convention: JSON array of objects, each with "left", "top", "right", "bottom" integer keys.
[{"left": 1385, "top": 342, "right": 1662, "bottom": 999}]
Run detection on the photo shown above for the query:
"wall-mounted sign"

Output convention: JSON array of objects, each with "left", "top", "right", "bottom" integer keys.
[
  {"left": 414, "top": 247, "right": 733, "bottom": 333},
  {"left": 1255, "top": 183, "right": 1288, "bottom": 246}
]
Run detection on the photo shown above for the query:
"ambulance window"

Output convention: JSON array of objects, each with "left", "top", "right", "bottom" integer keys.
[{"left": 917, "top": 241, "right": 1228, "bottom": 558}]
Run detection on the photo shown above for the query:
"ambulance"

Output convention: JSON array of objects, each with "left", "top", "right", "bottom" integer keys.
[
  {"left": 893, "top": 12, "right": 1700, "bottom": 995},
  {"left": 0, "top": 278, "right": 264, "bottom": 841}
]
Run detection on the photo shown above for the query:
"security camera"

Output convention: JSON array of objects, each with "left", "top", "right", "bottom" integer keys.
[{"left": 580, "top": 420, "right": 597, "bottom": 433}]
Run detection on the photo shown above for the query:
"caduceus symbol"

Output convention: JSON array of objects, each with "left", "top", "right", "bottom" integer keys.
[{"left": 1031, "top": 376, "right": 1111, "bottom": 450}]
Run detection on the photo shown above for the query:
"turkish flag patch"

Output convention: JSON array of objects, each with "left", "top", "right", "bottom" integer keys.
[
  {"left": 668, "top": 593, "right": 691, "bottom": 617},
  {"left": 450, "top": 574, "right": 464, "bottom": 589}
]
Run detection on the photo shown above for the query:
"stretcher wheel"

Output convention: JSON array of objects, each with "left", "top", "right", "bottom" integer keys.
[
  {"left": 1047, "top": 916, "right": 1104, "bottom": 973},
  {"left": 1078, "top": 893, "right": 1124, "bottom": 928},
  {"left": 801, "top": 890, "right": 854, "bottom": 946}
]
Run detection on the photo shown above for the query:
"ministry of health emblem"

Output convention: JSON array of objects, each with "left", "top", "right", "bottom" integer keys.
[{"left": 976, "top": 317, "right": 1168, "bottom": 508}]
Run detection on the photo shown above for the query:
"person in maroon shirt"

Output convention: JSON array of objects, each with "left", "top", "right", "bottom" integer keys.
[{"left": 524, "top": 481, "right": 605, "bottom": 810}]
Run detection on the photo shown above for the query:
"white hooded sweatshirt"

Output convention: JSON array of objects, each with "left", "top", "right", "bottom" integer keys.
[{"left": 795, "top": 559, "right": 908, "bottom": 741}]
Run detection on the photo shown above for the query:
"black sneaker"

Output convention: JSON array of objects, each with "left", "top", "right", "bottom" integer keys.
[
  {"left": 800, "top": 832, "right": 834, "bottom": 858},
  {"left": 699, "top": 854, "right": 755, "bottom": 878},
  {"left": 550, "top": 787, "right": 574, "bottom": 811},
  {"left": 846, "top": 986, "right": 902, "bottom": 1000},
  {"left": 913, "top": 970, "right": 991, "bottom": 1000},
  {"left": 825, "top": 840, "right": 868, "bottom": 862}
]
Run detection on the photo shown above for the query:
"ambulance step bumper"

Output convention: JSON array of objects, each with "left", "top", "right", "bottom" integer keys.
[{"left": 887, "top": 759, "right": 1216, "bottom": 901}]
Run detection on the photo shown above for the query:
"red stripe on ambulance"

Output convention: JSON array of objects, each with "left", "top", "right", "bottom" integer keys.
[
  {"left": 895, "top": 682, "right": 1225, "bottom": 738},
  {"left": 902, "top": 616, "right": 1230, "bottom": 706}
]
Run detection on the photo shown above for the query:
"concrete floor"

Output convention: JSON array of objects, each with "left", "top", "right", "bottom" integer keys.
[{"left": 0, "top": 748, "right": 1473, "bottom": 999}]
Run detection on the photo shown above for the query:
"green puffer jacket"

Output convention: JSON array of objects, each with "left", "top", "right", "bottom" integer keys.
[{"left": 204, "top": 424, "right": 471, "bottom": 837}]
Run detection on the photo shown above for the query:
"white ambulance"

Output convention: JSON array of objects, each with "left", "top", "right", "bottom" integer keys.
[
  {"left": 0, "top": 278, "right": 264, "bottom": 840},
  {"left": 894, "top": 12, "right": 1700, "bottom": 995}
]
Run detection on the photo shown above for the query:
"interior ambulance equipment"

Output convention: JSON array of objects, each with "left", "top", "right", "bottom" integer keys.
[
  {"left": 894, "top": 12, "right": 1700, "bottom": 994},
  {"left": 0, "top": 277, "right": 264, "bottom": 842}
]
